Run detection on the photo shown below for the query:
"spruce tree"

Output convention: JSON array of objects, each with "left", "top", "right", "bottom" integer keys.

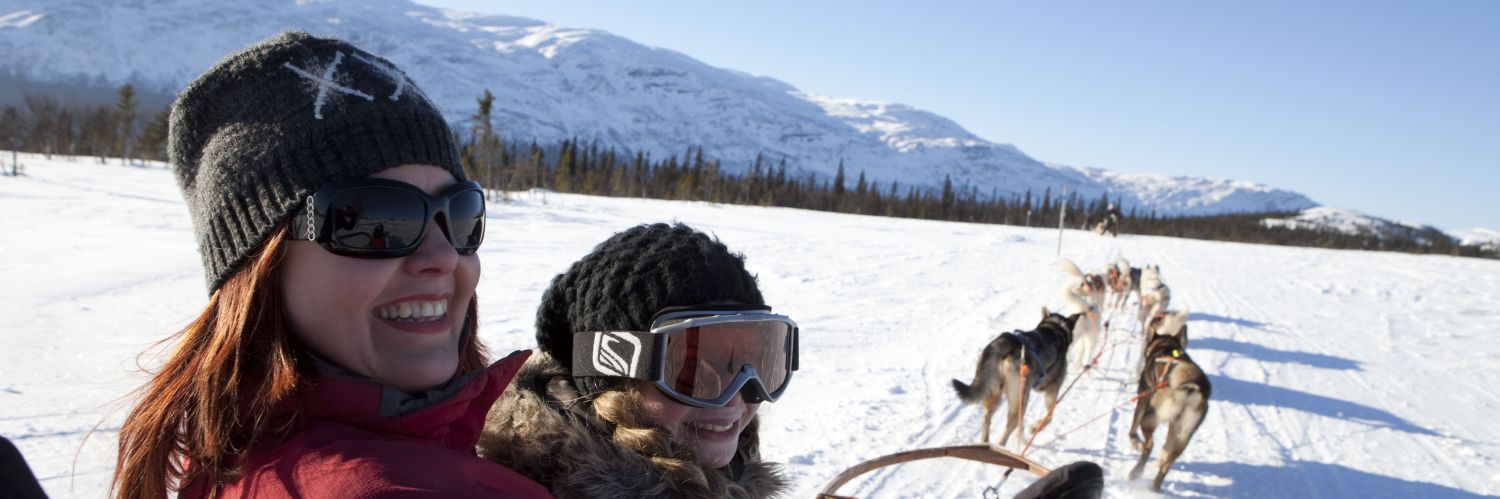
[{"left": 114, "top": 84, "right": 138, "bottom": 164}]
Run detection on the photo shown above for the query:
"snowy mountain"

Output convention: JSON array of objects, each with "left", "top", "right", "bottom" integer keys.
[
  {"left": 0, "top": 0, "right": 1319, "bottom": 216},
  {"left": 1449, "top": 227, "right": 1500, "bottom": 251},
  {"left": 1262, "top": 207, "right": 1424, "bottom": 236}
]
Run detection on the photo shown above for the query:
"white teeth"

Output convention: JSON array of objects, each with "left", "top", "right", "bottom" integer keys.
[
  {"left": 376, "top": 300, "right": 448, "bottom": 322},
  {"left": 690, "top": 422, "right": 734, "bottom": 432}
]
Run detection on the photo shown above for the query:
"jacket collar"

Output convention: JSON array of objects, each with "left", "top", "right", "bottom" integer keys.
[{"left": 301, "top": 349, "right": 532, "bottom": 450}]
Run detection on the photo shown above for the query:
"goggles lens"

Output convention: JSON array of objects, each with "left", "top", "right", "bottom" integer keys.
[
  {"left": 662, "top": 319, "right": 792, "bottom": 402},
  {"left": 298, "top": 178, "right": 485, "bottom": 258}
]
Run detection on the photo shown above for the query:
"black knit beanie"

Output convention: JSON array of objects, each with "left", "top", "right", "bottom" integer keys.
[
  {"left": 536, "top": 223, "right": 765, "bottom": 397},
  {"left": 169, "top": 31, "right": 463, "bottom": 293}
]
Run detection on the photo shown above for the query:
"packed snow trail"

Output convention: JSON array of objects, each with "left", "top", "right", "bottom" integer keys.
[{"left": 2, "top": 155, "right": 1497, "bottom": 498}]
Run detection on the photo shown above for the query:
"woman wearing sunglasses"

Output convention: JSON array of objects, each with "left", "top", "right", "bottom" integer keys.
[
  {"left": 111, "top": 32, "right": 549, "bottom": 498},
  {"left": 479, "top": 223, "right": 792, "bottom": 498}
]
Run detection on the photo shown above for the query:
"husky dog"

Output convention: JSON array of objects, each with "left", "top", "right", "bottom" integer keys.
[
  {"left": 952, "top": 309, "right": 1080, "bottom": 449},
  {"left": 1105, "top": 257, "right": 1141, "bottom": 311},
  {"left": 1137, "top": 265, "right": 1171, "bottom": 334},
  {"left": 1128, "top": 315, "right": 1210, "bottom": 492},
  {"left": 1059, "top": 258, "right": 1105, "bottom": 368}
]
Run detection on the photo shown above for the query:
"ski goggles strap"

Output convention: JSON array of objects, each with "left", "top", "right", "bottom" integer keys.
[{"left": 572, "top": 330, "right": 661, "bottom": 380}]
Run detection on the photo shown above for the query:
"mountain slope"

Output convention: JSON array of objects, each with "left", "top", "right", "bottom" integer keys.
[{"left": 0, "top": 0, "right": 1318, "bottom": 215}]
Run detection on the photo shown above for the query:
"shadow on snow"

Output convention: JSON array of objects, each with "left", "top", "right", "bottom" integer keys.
[
  {"left": 1191, "top": 337, "right": 1362, "bottom": 372},
  {"left": 1208, "top": 375, "right": 1436, "bottom": 436},
  {"left": 1174, "top": 460, "right": 1490, "bottom": 498}
]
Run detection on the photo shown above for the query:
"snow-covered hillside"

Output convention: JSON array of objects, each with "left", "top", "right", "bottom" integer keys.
[
  {"left": 2, "top": 155, "right": 1497, "bottom": 498},
  {"left": 0, "top": 0, "right": 1318, "bottom": 216}
]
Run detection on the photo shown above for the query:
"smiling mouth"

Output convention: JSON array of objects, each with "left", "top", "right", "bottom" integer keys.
[
  {"left": 689, "top": 421, "right": 736, "bottom": 432},
  {"left": 374, "top": 299, "right": 448, "bottom": 322}
]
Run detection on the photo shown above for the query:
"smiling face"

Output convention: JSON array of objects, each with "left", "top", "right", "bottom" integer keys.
[
  {"left": 280, "top": 164, "right": 480, "bottom": 393},
  {"left": 636, "top": 381, "right": 760, "bottom": 469}
]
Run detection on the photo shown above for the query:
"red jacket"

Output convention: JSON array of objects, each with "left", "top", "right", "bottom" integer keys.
[{"left": 182, "top": 350, "right": 553, "bottom": 499}]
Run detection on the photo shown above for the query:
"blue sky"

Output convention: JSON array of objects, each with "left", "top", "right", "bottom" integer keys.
[{"left": 415, "top": 0, "right": 1498, "bottom": 231}]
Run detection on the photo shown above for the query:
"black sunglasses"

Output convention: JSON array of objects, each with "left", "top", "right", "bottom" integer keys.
[{"left": 290, "top": 177, "right": 486, "bottom": 258}]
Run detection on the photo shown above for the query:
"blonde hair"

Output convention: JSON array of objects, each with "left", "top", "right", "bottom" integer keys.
[{"left": 589, "top": 385, "right": 762, "bottom": 499}]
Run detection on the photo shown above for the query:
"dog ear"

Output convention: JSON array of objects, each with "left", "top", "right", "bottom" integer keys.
[
  {"left": 1066, "top": 313, "right": 1083, "bottom": 328},
  {"left": 1041, "top": 306, "right": 1050, "bottom": 320}
]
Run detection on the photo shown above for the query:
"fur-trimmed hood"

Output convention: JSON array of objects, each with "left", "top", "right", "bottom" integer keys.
[{"left": 478, "top": 352, "right": 788, "bottom": 499}]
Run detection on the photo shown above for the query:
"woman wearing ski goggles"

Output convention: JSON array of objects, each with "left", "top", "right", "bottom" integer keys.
[{"left": 480, "top": 223, "right": 793, "bottom": 498}]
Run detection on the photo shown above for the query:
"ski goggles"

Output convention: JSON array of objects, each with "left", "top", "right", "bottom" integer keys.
[
  {"left": 290, "top": 177, "right": 485, "bottom": 258},
  {"left": 572, "top": 305, "right": 799, "bottom": 408}
]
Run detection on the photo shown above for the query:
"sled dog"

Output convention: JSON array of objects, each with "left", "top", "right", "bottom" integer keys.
[
  {"left": 1137, "top": 265, "right": 1171, "bottom": 334},
  {"left": 1059, "top": 258, "right": 1105, "bottom": 366},
  {"left": 1106, "top": 257, "right": 1141, "bottom": 311},
  {"left": 952, "top": 309, "right": 1080, "bottom": 449},
  {"left": 1128, "top": 316, "right": 1210, "bottom": 492}
]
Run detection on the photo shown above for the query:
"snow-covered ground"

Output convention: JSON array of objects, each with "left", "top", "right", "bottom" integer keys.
[{"left": 3, "top": 154, "right": 1498, "bottom": 498}]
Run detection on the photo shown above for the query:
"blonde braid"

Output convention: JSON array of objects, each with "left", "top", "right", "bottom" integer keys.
[{"left": 591, "top": 387, "right": 758, "bottom": 498}]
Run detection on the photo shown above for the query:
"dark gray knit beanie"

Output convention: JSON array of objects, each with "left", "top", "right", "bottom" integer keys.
[
  {"left": 169, "top": 31, "right": 464, "bottom": 293},
  {"left": 536, "top": 223, "right": 765, "bottom": 397}
]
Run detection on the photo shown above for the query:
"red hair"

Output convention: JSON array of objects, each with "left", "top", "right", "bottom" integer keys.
[{"left": 112, "top": 226, "right": 490, "bottom": 498}]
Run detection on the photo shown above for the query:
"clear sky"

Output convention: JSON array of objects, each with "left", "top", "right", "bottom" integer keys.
[{"left": 414, "top": 0, "right": 1498, "bottom": 231}]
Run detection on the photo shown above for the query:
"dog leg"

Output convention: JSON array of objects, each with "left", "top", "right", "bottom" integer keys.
[
  {"left": 1031, "top": 384, "right": 1061, "bottom": 435},
  {"left": 980, "top": 388, "right": 1000, "bottom": 444},
  {"left": 1128, "top": 410, "right": 1158, "bottom": 481},
  {"left": 1128, "top": 394, "right": 1151, "bottom": 452},
  {"left": 999, "top": 379, "right": 1026, "bottom": 448},
  {"left": 1152, "top": 404, "right": 1206, "bottom": 492}
]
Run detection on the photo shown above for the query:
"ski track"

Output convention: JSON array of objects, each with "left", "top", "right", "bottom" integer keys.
[{"left": 3, "top": 155, "right": 1499, "bottom": 498}]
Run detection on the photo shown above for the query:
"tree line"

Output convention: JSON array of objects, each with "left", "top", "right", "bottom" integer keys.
[
  {"left": 3, "top": 86, "right": 1492, "bottom": 259},
  {"left": 0, "top": 86, "right": 170, "bottom": 171}
]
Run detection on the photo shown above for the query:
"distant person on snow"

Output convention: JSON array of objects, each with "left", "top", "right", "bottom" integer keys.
[
  {"left": 479, "top": 223, "right": 792, "bottom": 498},
  {"left": 1097, "top": 203, "right": 1122, "bottom": 237},
  {"left": 111, "top": 32, "right": 549, "bottom": 499}
]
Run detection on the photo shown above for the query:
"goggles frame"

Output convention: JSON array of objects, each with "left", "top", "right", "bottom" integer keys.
[
  {"left": 290, "top": 177, "right": 486, "bottom": 258},
  {"left": 572, "top": 305, "right": 799, "bottom": 408}
]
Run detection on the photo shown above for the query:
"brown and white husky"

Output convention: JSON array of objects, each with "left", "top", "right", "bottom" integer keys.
[{"left": 1128, "top": 313, "right": 1210, "bottom": 492}]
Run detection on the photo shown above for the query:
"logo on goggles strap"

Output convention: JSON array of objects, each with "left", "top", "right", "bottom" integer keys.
[{"left": 591, "top": 332, "right": 642, "bottom": 378}]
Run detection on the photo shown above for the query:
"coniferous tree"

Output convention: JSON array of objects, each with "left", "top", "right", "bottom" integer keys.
[{"left": 114, "top": 84, "right": 138, "bottom": 164}]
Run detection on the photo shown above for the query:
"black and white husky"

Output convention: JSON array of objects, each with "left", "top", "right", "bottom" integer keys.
[
  {"left": 1128, "top": 313, "right": 1210, "bottom": 492},
  {"left": 951, "top": 310, "right": 1080, "bottom": 449}
]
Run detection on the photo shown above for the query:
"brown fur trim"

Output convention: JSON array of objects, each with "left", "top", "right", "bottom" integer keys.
[{"left": 478, "top": 352, "right": 788, "bottom": 499}]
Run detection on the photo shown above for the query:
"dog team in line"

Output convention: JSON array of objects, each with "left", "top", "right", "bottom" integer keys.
[{"left": 952, "top": 255, "right": 1213, "bottom": 492}]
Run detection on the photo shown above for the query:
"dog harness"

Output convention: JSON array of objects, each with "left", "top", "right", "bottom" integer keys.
[{"left": 1005, "top": 330, "right": 1049, "bottom": 389}]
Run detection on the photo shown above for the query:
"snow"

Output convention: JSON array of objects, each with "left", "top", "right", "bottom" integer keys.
[
  {"left": 0, "top": 0, "right": 1317, "bottom": 217},
  {"left": 1450, "top": 228, "right": 1500, "bottom": 250},
  {"left": 3, "top": 154, "right": 1499, "bottom": 498}
]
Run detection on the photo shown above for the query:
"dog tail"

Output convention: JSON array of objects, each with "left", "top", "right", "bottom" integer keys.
[
  {"left": 1058, "top": 258, "right": 1084, "bottom": 279},
  {"left": 952, "top": 341, "right": 1007, "bottom": 403}
]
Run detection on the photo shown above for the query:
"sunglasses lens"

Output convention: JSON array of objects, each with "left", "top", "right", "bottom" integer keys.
[
  {"left": 447, "top": 189, "right": 486, "bottom": 254},
  {"left": 328, "top": 187, "right": 427, "bottom": 253},
  {"left": 662, "top": 320, "right": 792, "bottom": 402}
]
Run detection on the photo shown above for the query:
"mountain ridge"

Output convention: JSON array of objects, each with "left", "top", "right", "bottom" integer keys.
[{"left": 0, "top": 0, "right": 1320, "bottom": 216}]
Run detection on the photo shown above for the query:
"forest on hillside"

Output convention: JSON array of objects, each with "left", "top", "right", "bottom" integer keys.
[{"left": 3, "top": 87, "right": 1494, "bottom": 260}]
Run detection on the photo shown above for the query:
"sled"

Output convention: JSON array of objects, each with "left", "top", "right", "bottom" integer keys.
[{"left": 816, "top": 444, "right": 1051, "bottom": 498}]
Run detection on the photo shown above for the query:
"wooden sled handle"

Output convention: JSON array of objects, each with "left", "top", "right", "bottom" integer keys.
[{"left": 816, "top": 444, "right": 1051, "bottom": 498}]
